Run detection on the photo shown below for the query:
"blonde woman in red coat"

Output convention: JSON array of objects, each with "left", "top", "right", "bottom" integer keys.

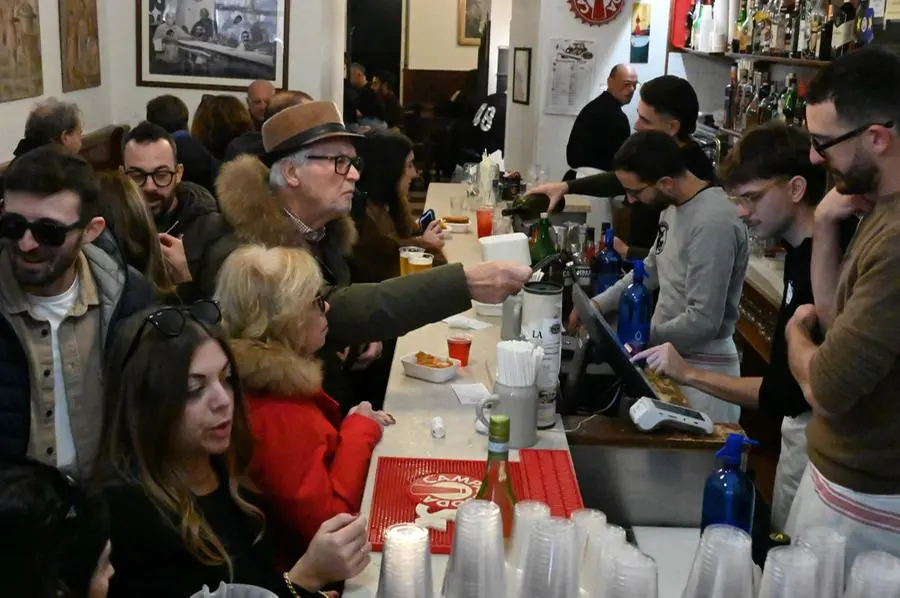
[{"left": 215, "top": 245, "right": 394, "bottom": 565}]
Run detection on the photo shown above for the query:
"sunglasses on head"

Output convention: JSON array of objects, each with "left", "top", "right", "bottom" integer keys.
[
  {"left": 121, "top": 300, "right": 222, "bottom": 368},
  {"left": 0, "top": 213, "right": 84, "bottom": 247}
]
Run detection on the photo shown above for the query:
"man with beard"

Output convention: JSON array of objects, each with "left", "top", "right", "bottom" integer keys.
[
  {"left": 0, "top": 146, "right": 153, "bottom": 469},
  {"left": 586, "top": 131, "right": 749, "bottom": 423},
  {"left": 121, "top": 122, "right": 236, "bottom": 301},
  {"left": 785, "top": 46, "right": 900, "bottom": 562}
]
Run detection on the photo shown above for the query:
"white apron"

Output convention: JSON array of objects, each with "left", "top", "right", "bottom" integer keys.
[{"left": 770, "top": 411, "right": 812, "bottom": 532}]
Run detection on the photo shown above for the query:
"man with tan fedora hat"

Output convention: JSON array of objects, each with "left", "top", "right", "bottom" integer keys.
[{"left": 217, "top": 101, "right": 531, "bottom": 409}]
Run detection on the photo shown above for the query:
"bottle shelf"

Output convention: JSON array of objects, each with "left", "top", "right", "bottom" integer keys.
[{"left": 668, "top": 45, "right": 829, "bottom": 69}]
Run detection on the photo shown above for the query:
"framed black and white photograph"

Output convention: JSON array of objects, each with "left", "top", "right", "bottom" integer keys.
[
  {"left": 137, "top": 0, "right": 290, "bottom": 91},
  {"left": 512, "top": 47, "right": 532, "bottom": 105}
]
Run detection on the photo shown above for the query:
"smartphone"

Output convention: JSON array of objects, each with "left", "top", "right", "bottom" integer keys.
[{"left": 418, "top": 208, "right": 436, "bottom": 231}]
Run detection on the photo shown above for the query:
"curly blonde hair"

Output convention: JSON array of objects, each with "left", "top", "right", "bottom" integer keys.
[{"left": 215, "top": 245, "right": 323, "bottom": 355}]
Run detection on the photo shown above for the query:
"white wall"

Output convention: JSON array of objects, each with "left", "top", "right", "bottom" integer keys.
[
  {"left": 407, "top": 0, "right": 478, "bottom": 70},
  {"left": 505, "top": 0, "right": 674, "bottom": 179},
  {"left": 487, "top": 0, "right": 512, "bottom": 94},
  {"left": 0, "top": 0, "right": 113, "bottom": 161},
  {"left": 0, "top": 0, "right": 346, "bottom": 162}
]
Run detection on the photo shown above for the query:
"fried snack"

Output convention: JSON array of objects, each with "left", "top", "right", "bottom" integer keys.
[
  {"left": 415, "top": 351, "right": 453, "bottom": 368},
  {"left": 443, "top": 216, "right": 470, "bottom": 224}
]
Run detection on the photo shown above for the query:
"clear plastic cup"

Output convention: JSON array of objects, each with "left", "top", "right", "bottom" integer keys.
[
  {"left": 795, "top": 527, "right": 847, "bottom": 598},
  {"left": 584, "top": 523, "right": 628, "bottom": 596},
  {"left": 508, "top": 500, "right": 552, "bottom": 573},
  {"left": 598, "top": 544, "right": 658, "bottom": 598},
  {"left": 447, "top": 334, "right": 473, "bottom": 366},
  {"left": 398, "top": 246, "right": 424, "bottom": 276},
  {"left": 476, "top": 206, "right": 493, "bottom": 238},
  {"left": 407, "top": 252, "right": 434, "bottom": 273},
  {"left": 570, "top": 509, "right": 607, "bottom": 589},
  {"left": 442, "top": 500, "right": 507, "bottom": 598},
  {"left": 758, "top": 545, "right": 819, "bottom": 598},
  {"left": 376, "top": 524, "right": 434, "bottom": 598},
  {"left": 519, "top": 516, "right": 580, "bottom": 598},
  {"left": 682, "top": 524, "right": 754, "bottom": 598},
  {"left": 844, "top": 551, "right": 900, "bottom": 598}
]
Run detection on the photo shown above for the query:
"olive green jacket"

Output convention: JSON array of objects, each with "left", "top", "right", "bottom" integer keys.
[{"left": 216, "top": 155, "right": 472, "bottom": 347}]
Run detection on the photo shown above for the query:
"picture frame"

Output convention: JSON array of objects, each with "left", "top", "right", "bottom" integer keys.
[
  {"left": 512, "top": 47, "right": 532, "bottom": 105},
  {"left": 59, "top": 0, "right": 102, "bottom": 92},
  {"left": 0, "top": 0, "right": 44, "bottom": 103},
  {"left": 136, "top": 0, "right": 290, "bottom": 92},
  {"left": 457, "top": 0, "right": 484, "bottom": 46}
]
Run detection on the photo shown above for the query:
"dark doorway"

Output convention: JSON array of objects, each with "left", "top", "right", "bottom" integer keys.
[{"left": 346, "top": 0, "right": 402, "bottom": 84}]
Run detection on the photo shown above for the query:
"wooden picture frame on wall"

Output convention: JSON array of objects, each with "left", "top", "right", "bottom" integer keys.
[
  {"left": 458, "top": 0, "right": 483, "bottom": 46},
  {"left": 512, "top": 47, "right": 532, "bottom": 105},
  {"left": 136, "top": 0, "right": 290, "bottom": 92},
  {"left": 59, "top": 0, "right": 102, "bottom": 92}
]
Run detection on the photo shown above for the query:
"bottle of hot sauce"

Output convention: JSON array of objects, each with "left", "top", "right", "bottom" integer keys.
[{"left": 476, "top": 415, "right": 517, "bottom": 539}]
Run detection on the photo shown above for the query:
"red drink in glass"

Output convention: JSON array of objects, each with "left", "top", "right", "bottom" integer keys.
[
  {"left": 476, "top": 207, "right": 493, "bottom": 238},
  {"left": 447, "top": 334, "right": 473, "bottom": 366}
]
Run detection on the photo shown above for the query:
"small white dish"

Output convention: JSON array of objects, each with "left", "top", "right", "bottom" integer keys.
[
  {"left": 445, "top": 222, "right": 471, "bottom": 234},
  {"left": 400, "top": 353, "right": 460, "bottom": 383},
  {"left": 473, "top": 301, "right": 503, "bottom": 317}
]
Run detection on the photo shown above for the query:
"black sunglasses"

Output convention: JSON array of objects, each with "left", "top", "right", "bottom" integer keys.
[
  {"left": 121, "top": 301, "right": 222, "bottom": 368},
  {"left": 0, "top": 213, "right": 84, "bottom": 247},
  {"left": 811, "top": 121, "right": 895, "bottom": 154},
  {"left": 306, "top": 154, "right": 364, "bottom": 176}
]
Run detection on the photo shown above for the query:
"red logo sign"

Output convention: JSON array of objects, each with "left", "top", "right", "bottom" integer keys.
[
  {"left": 409, "top": 473, "right": 482, "bottom": 509},
  {"left": 567, "top": 0, "right": 626, "bottom": 26}
]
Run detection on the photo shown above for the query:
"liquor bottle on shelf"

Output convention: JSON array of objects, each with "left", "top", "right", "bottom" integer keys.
[
  {"left": 752, "top": 0, "right": 772, "bottom": 55},
  {"left": 856, "top": 0, "right": 874, "bottom": 48},
  {"left": 768, "top": 0, "right": 787, "bottom": 56},
  {"left": 592, "top": 225, "right": 621, "bottom": 295},
  {"left": 790, "top": 0, "right": 807, "bottom": 58},
  {"left": 758, "top": 82, "right": 777, "bottom": 124},
  {"left": 476, "top": 414, "right": 517, "bottom": 540},
  {"left": 685, "top": 0, "right": 697, "bottom": 47},
  {"left": 743, "top": 72, "right": 764, "bottom": 130},
  {"left": 740, "top": 0, "right": 755, "bottom": 52},
  {"left": 737, "top": 68, "right": 754, "bottom": 130},
  {"left": 795, "top": 92, "right": 807, "bottom": 128},
  {"left": 583, "top": 226, "right": 597, "bottom": 263},
  {"left": 780, "top": 74, "right": 798, "bottom": 123},
  {"left": 690, "top": 0, "right": 703, "bottom": 48},
  {"left": 724, "top": 65, "right": 738, "bottom": 130},
  {"left": 733, "top": 0, "right": 747, "bottom": 52},
  {"left": 817, "top": 4, "right": 834, "bottom": 61},
  {"left": 783, "top": 0, "right": 796, "bottom": 56},
  {"left": 831, "top": 0, "right": 856, "bottom": 58},
  {"left": 804, "top": 0, "right": 824, "bottom": 59}
]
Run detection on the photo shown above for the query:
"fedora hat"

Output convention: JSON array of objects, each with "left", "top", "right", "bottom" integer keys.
[{"left": 262, "top": 101, "right": 362, "bottom": 166}]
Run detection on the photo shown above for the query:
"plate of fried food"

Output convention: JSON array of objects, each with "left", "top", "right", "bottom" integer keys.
[
  {"left": 441, "top": 216, "right": 471, "bottom": 234},
  {"left": 401, "top": 351, "right": 461, "bottom": 383}
]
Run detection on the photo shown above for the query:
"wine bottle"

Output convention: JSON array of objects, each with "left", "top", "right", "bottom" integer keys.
[
  {"left": 724, "top": 65, "right": 738, "bottom": 129},
  {"left": 476, "top": 415, "right": 517, "bottom": 539},
  {"left": 503, "top": 192, "right": 550, "bottom": 220}
]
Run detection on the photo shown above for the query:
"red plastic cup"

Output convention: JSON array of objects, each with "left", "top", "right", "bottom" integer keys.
[
  {"left": 447, "top": 334, "right": 473, "bottom": 366},
  {"left": 476, "top": 207, "right": 493, "bottom": 238}
]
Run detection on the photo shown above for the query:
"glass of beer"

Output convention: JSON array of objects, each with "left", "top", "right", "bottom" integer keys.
[
  {"left": 399, "top": 246, "right": 425, "bottom": 276},
  {"left": 447, "top": 334, "right": 473, "bottom": 366},
  {"left": 407, "top": 252, "right": 434, "bottom": 273}
]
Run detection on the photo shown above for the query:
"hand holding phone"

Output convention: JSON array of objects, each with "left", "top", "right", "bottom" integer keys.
[{"left": 418, "top": 208, "right": 436, "bottom": 231}]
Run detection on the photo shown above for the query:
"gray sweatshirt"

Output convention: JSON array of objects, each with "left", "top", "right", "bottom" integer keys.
[{"left": 594, "top": 186, "right": 749, "bottom": 354}]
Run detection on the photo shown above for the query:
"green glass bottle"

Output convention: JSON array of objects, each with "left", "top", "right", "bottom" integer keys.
[
  {"left": 476, "top": 415, "right": 517, "bottom": 539},
  {"left": 530, "top": 212, "right": 557, "bottom": 266}
]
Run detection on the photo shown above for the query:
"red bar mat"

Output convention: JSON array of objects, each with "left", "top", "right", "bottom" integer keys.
[{"left": 368, "top": 449, "right": 583, "bottom": 553}]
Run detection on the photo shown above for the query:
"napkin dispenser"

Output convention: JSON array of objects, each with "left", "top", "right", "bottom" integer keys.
[{"left": 479, "top": 232, "right": 531, "bottom": 266}]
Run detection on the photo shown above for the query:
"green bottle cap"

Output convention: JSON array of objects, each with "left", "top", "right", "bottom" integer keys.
[{"left": 489, "top": 414, "right": 511, "bottom": 441}]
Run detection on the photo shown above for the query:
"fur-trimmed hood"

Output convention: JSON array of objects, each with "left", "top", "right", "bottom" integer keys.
[
  {"left": 216, "top": 154, "right": 358, "bottom": 255},
  {"left": 229, "top": 338, "right": 323, "bottom": 397}
]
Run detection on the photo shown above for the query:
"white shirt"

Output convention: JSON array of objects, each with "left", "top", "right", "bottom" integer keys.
[{"left": 26, "top": 276, "right": 81, "bottom": 470}]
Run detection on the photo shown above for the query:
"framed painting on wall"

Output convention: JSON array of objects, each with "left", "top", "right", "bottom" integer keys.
[
  {"left": 458, "top": 0, "right": 484, "bottom": 46},
  {"left": 137, "top": 0, "right": 290, "bottom": 91},
  {"left": 60, "top": 0, "right": 102, "bottom": 92},
  {"left": 512, "top": 47, "right": 532, "bottom": 105},
  {"left": 0, "top": 0, "right": 44, "bottom": 103}
]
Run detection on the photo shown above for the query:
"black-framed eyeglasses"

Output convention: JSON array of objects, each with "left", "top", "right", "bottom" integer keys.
[
  {"left": 0, "top": 213, "right": 84, "bottom": 247},
  {"left": 306, "top": 155, "right": 364, "bottom": 176},
  {"left": 811, "top": 121, "right": 895, "bottom": 154},
  {"left": 121, "top": 300, "right": 222, "bottom": 368},
  {"left": 125, "top": 168, "right": 177, "bottom": 188},
  {"left": 623, "top": 185, "right": 650, "bottom": 203}
]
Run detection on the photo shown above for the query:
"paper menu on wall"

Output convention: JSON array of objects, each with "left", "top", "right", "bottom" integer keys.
[
  {"left": 544, "top": 38, "right": 598, "bottom": 116},
  {"left": 872, "top": 0, "right": 886, "bottom": 19}
]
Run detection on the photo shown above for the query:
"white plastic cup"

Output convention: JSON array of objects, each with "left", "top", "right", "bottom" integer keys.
[{"left": 376, "top": 524, "right": 434, "bottom": 598}]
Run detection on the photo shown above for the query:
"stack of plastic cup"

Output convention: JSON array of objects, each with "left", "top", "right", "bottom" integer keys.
[
  {"left": 584, "top": 523, "right": 628, "bottom": 596},
  {"left": 375, "top": 524, "right": 433, "bottom": 598},
  {"left": 844, "top": 551, "right": 900, "bottom": 598},
  {"left": 509, "top": 501, "right": 552, "bottom": 574},
  {"left": 596, "top": 544, "right": 658, "bottom": 598},
  {"left": 441, "top": 500, "right": 507, "bottom": 598},
  {"left": 795, "top": 527, "right": 847, "bottom": 598},
  {"left": 682, "top": 524, "right": 754, "bottom": 598},
  {"left": 518, "top": 516, "right": 580, "bottom": 598},
  {"left": 570, "top": 509, "right": 608, "bottom": 587},
  {"left": 758, "top": 545, "right": 819, "bottom": 598}
]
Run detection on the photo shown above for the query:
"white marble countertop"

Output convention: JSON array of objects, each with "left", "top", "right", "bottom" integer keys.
[
  {"left": 745, "top": 254, "right": 785, "bottom": 306},
  {"left": 343, "top": 183, "right": 699, "bottom": 597}
]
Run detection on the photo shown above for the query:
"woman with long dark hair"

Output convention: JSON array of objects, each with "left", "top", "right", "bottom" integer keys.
[{"left": 91, "top": 303, "right": 371, "bottom": 597}]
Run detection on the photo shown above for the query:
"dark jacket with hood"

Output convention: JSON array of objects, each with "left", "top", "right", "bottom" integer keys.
[
  {"left": 155, "top": 181, "right": 238, "bottom": 302},
  {"left": 216, "top": 155, "right": 473, "bottom": 347}
]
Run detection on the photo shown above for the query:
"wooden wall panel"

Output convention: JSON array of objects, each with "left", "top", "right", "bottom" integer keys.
[{"left": 402, "top": 69, "right": 470, "bottom": 107}]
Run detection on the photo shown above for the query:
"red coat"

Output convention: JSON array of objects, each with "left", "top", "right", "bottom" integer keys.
[{"left": 230, "top": 339, "right": 383, "bottom": 560}]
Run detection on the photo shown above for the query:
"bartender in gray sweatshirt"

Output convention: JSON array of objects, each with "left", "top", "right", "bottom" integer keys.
[{"left": 589, "top": 131, "right": 750, "bottom": 423}]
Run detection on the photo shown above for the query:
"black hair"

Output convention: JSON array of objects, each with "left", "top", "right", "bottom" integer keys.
[
  {"left": 612, "top": 130, "right": 688, "bottom": 182},
  {"left": 121, "top": 121, "right": 178, "bottom": 162},
  {"left": 639, "top": 75, "right": 699, "bottom": 141},
  {"left": 807, "top": 45, "right": 900, "bottom": 130},
  {"left": 0, "top": 458, "right": 109, "bottom": 598},
  {"left": 375, "top": 70, "right": 398, "bottom": 94},
  {"left": 263, "top": 91, "right": 313, "bottom": 121},
  {"left": 146, "top": 95, "right": 190, "bottom": 133},
  {"left": 3, "top": 145, "right": 101, "bottom": 222},
  {"left": 354, "top": 130, "right": 416, "bottom": 238},
  {"left": 719, "top": 122, "right": 826, "bottom": 205}
]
